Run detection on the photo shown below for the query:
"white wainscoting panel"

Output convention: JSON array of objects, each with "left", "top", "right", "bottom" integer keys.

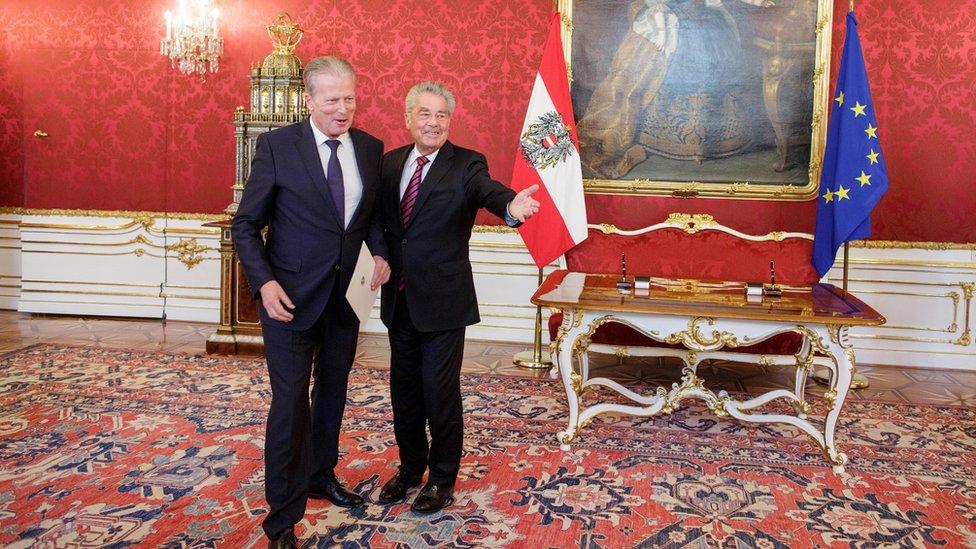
[
  {"left": 161, "top": 217, "right": 221, "bottom": 322},
  {"left": 825, "top": 245, "right": 975, "bottom": 370},
  {"left": 0, "top": 213, "right": 21, "bottom": 310},
  {"left": 3, "top": 212, "right": 973, "bottom": 370},
  {"left": 17, "top": 214, "right": 219, "bottom": 322}
]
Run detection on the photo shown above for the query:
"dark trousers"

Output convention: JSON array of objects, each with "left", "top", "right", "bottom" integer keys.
[
  {"left": 388, "top": 292, "right": 466, "bottom": 485},
  {"left": 261, "top": 286, "right": 359, "bottom": 539}
]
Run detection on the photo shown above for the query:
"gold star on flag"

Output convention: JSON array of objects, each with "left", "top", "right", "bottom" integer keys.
[
  {"left": 850, "top": 101, "right": 867, "bottom": 117},
  {"left": 855, "top": 171, "right": 872, "bottom": 186},
  {"left": 835, "top": 185, "right": 851, "bottom": 200},
  {"left": 835, "top": 91, "right": 845, "bottom": 106},
  {"left": 823, "top": 189, "right": 834, "bottom": 202},
  {"left": 866, "top": 149, "right": 879, "bottom": 164},
  {"left": 865, "top": 123, "right": 878, "bottom": 139}
]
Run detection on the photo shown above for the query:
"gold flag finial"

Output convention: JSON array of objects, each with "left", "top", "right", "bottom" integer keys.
[{"left": 849, "top": 0, "right": 854, "bottom": 12}]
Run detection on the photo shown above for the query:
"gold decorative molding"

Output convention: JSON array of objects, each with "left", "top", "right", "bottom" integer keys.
[
  {"left": 588, "top": 215, "right": 813, "bottom": 242},
  {"left": 659, "top": 369, "right": 730, "bottom": 418},
  {"left": 472, "top": 225, "right": 517, "bottom": 234},
  {"left": 849, "top": 240, "right": 976, "bottom": 251},
  {"left": 823, "top": 388, "right": 837, "bottom": 410},
  {"left": 573, "top": 314, "right": 617, "bottom": 357},
  {"left": 845, "top": 258, "right": 976, "bottom": 269},
  {"left": 570, "top": 372, "right": 584, "bottom": 396},
  {"left": 167, "top": 238, "right": 209, "bottom": 269},
  {"left": 664, "top": 317, "right": 740, "bottom": 350},
  {"left": 666, "top": 213, "right": 716, "bottom": 234},
  {"left": 2, "top": 207, "right": 227, "bottom": 221}
]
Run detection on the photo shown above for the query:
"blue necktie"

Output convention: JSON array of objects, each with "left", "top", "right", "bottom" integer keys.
[{"left": 325, "top": 139, "right": 344, "bottom": 226}]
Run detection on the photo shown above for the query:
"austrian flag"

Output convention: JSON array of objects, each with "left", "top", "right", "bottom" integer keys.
[{"left": 512, "top": 12, "right": 588, "bottom": 268}]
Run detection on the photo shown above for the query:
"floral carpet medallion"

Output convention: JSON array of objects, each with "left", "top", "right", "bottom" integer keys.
[{"left": 0, "top": 344, "right": 974, "bottom": 548}]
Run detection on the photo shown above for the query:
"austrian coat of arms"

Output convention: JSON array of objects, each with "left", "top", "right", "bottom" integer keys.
[{"left": 519, "top": 111, "right": 576, "bottom": 171}]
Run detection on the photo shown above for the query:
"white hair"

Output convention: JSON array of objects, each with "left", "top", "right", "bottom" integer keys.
[
  {"left": 303, "top": 56, "right": 356, "bottom": 96},
  {"left": 405, "top": 81, "right": 456, "bottom": 115}
]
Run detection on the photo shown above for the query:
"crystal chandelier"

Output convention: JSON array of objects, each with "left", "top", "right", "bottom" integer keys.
[{"left": 160, "top": 0, "right": 223, "bottom": 78}]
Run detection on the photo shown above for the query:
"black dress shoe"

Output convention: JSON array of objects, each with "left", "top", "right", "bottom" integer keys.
[
  {"left": 377, "top": 470, "right": 422, "bottom": 504},
  {"left": 307, "top": 477, "right": 365, "bottom": 507},
  {"left": 410, "top": 482, "right": 455, "bottom": 514},
  {"left": 267, "top": 528, "right": 298, "bottom": 549}
]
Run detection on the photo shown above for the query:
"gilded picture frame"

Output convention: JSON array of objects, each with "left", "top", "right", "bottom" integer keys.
[{"left": 559, "top": 0, "right": 833, "bottom": 200}]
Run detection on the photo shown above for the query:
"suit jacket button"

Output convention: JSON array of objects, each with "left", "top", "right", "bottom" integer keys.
[
  {"left": 334, "top": 264, "right": 340, "bottom": 271},
  {"left": 401, "top": 238, "right": 407, "bottom": 245}
]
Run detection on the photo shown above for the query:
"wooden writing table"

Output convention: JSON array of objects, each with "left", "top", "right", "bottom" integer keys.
[{"left": 532, "top": 270, "right": 885, "bottom": 473}]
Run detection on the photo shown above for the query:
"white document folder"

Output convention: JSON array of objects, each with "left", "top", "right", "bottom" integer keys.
[{"left": 345, "top": 243, "right": 380, "bottom": 325}]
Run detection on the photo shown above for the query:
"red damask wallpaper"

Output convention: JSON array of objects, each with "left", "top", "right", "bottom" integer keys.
[{"left": 0, "top": 0, "right": 974, "bottom": 243}]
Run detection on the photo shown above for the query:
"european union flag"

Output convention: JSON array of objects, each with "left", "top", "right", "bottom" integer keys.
[{"left": 812, "top": 11, "right": 889, "bottom": 278}]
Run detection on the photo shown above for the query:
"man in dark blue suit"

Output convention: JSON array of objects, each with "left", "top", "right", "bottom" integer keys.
[
  {"left": 371, "top": 81, "right": 539, "bottom": 514},
  {"left": 232, "top": 56, "right": 390, "bottom": 549}
]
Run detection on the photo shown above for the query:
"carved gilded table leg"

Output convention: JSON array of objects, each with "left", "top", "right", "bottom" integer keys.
[
  {"left": 554, "top": 308, "right": 584, "bottom": 450},
  {"left": 820, "top": 324, "right": 856, "bottom": 473}
]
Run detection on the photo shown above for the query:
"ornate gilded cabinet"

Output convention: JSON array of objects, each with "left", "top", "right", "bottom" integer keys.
[{"left": 206, "top": 13, "right": 305, "bottom": 354}]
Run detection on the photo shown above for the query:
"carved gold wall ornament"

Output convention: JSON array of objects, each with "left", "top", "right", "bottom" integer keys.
[{"left": 167, "top": 238, "right": 209, "bottom": 269}]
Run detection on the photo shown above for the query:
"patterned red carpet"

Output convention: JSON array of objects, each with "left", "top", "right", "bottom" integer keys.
[{"left": 0, "top": 344, "right": 974, "bottom": 548}]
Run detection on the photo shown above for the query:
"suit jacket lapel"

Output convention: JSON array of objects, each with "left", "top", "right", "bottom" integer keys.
[
  {"left": 296, "top": 119, "right": 343, "bottom": 229},
  {"left": 346, "top": 128, "right": 370, "bottom": 230},
  {"left": 407, "top": 141, "right": 454, "bottom": 231},
  {"left": 391, "top": 146, "right": 411, "bottom": 233}
]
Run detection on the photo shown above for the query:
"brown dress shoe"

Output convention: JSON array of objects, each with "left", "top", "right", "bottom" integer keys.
[
  {"left": 267, "top": 528, "right": 298, "bottom": 549},
  {"left": 307, "top": 477, "right": 365, "bottom": 507},
  {"left": 410, "top": 482, "right": 455, "bottom": 514},
  {"left": 377, "top": 470, "right": 423, "bottom": 504}
]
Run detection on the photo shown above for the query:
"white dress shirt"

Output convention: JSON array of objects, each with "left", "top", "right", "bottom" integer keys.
[
  {"left": 310, "top": 121, "right": 363, "bottom": 229},
  {"left": 398, "top": 147, "right": 441, "bottom": 199}
]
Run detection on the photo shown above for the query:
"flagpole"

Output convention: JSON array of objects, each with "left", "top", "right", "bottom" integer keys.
[
  {"left": 843, "top": 242, "right": 850, "bottom": 292},
  {"left": 514, "top": 267, "right": 553, "bottom": 369},
  {"left": 816, "top": 0, "right": 871, "bottom": 390}
]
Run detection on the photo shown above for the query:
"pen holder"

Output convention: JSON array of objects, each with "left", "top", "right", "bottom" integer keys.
[{"left": 745, "top": 282, "right": 763, "bottom": 303}]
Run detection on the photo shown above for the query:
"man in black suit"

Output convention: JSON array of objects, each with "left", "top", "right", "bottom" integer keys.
[
  {"left": 371, "top": 81, "right": 539, "bottom": 513},
  {"left": 232, "top": 56, "right": 391, "bottom": 548}
]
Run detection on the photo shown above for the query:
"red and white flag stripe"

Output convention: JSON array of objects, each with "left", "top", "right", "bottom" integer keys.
[{"left": 512, "top": 12, "right": 587, "bottom": 268}]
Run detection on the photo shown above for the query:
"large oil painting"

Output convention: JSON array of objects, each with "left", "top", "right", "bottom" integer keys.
[{"left": 562, "top": 0, "right": 832, "bottom": 199}]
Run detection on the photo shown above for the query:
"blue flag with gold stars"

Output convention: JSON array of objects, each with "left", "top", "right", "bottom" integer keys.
[{"left": 813, "top": 11, "right": 889, "bottom": 277}]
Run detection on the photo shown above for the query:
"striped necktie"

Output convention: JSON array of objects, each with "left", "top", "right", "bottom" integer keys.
[
  {"left": 398, "top": 155, "right": 429, "bottom": 291},
  {"left": 400, "top": 155, "right": 429, "bottom": 228}
]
